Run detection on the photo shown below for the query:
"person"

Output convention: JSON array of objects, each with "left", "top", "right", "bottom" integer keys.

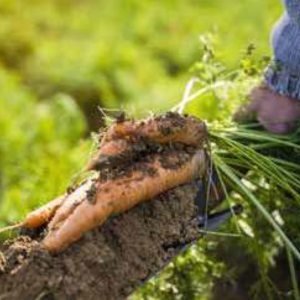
[
  {"left": 206, "top": 0, "right": 300, "bottom": 229},
  {"left": 235, "top": 0, "right": 300, "bottom": 134}
]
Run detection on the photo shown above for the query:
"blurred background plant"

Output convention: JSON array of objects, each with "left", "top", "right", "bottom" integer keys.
[{"left": 1, "top": 0, "right": 298, "bottom": 299}]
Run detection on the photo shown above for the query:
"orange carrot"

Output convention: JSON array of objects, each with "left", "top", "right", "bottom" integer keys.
[
  {"left": 43, "top": 150, "right": 206, "bottom": 253},
  {"left": 103, "top": 113, "right": 207, "bottom": 146},
  {"left": 0, "top": 113, "right": 208, "bottom": 253},
  {"left": 46, "top": 179, "right": 95, "bottom": 230},
  {"left": 0, "top": 195, "right": 66, "bottom": 234},
  {"left": 86, "top": 113, "right": 207, "bottom": 171},
  {"left": 24, "top": 195, "right": 66, "bottom": 228},
  {"left": 85, "top": 139, "right": 130, "bottom": 171}
]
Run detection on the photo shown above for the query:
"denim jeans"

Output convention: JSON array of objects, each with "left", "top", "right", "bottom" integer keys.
[{"left": 265, "top": 0, "right": 300, "bottom": 99}]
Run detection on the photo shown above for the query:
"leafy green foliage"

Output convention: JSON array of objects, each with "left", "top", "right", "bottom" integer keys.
[
  {"left": 132, "top": 240, "right": 223, "bottom": 300},
  {"left": 170, "top": 41, "right": 300, "bottom": 299},
  {"left": 0, "top": 69, "right": 90, "bottom": 226}
]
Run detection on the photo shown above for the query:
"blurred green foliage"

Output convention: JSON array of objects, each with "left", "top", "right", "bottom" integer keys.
[
  {"left": 0, "top": 0, "right": 292, "bottom": 299},
  {"left": 0, "top": 0, "right": 280, "bottom": 119},
  {"left": 0, "top": 69, "right": 90, "bottom": 224}
]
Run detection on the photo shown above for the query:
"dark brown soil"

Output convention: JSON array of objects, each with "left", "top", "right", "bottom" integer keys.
[{"left": 0, "top": 181, "right": 203, "bottom": 300}]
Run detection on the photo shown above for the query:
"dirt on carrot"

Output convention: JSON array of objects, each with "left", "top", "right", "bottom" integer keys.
[
  {"left": 87, "top": 112, "right": 207, "bottom": 171},
  {"left": 97, "top": 144, "right": 198, "bottom": 184}
]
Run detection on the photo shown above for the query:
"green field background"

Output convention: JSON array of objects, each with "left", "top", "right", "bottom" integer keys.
[{"left": 0, "top": 0, "right": 286, "bottom": 299}]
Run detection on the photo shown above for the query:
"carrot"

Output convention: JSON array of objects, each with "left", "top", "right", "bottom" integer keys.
[
  {"left": 1, "top": 113, "right": 208, "bottom": 253},
  {"left": 43, "top": 150, "right": 206, "bottom": 253},
  {"left": 24, "top": 195, "right": 66, "bottom": 228},
  {"left": 85, "top": 139, "right": 130, "bottom": 171},
  {"left": 0, "top": 180, "right": 96, "bottom": 234},
  {"left": 103, "top": 112, "right": 207, "bottom": 146},
  {"left": 0, "top": 195, "right": 66, "bottom": 234},
  {"left": 86, "top": 113, "right": 207, "bottom": 171},
  {"left": 47, "top": 179, "right": 95, "bottom": 230}
]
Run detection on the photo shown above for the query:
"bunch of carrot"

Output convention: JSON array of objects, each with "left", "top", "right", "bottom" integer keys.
[{"left": 1, "top": 113, "right": 208, "bottom": 253}]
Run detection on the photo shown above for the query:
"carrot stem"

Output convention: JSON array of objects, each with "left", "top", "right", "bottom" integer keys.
[{"left": 0, "top": 223, "right": 24, "bottom": 234}]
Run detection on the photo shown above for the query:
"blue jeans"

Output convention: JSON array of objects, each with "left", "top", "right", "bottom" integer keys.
[{"left": 265, "top": 0, "right": 300, "bottom": 99}]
